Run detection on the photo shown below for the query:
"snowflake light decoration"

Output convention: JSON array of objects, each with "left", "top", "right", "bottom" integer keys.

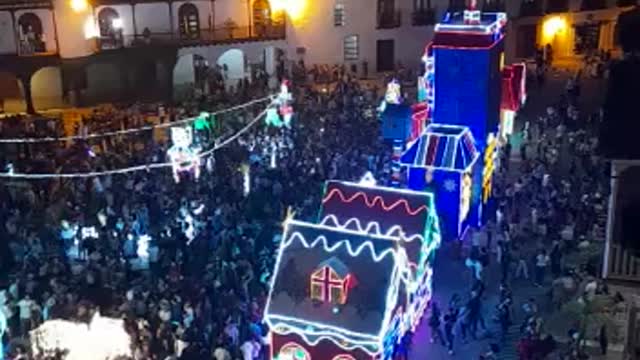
[
  {"left": 444, "top": 179, "right": 457, "bottom": 192},
  {"left": 167, "top": 126, "right": 201, "bottom": 183}
]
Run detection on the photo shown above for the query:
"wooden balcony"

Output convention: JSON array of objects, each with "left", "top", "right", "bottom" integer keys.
[
  {"left": 518, "top": 0, "right": 543, "bottom": 17},
  {"left": 96, "top": 24, "right": 286, "bottom": 51},
  {"left": 412, "top": 8, "right": 436, "bottom": 26},
  {"left": 377, "top": 10, "right": 402, "bottom": 29}
]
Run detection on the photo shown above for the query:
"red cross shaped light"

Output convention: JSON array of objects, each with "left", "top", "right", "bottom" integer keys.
[{"left": 311, "top": 267, "right": 344, "bottom": 303}]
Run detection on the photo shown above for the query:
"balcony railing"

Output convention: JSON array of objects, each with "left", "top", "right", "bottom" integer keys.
[
  {"left": 17, "top": 39, "right": 56, "bottom": 56},
  {"left": 482, "top": 1, "right": 505, "bottom": 12},
  {"left": 546, "top": 0, "right": 569, "bottom": 13},
  {"left": 581, "top": 0, "right": 607, "bottom": 10},
  {"left": 97, "top": 24, "right": 286, "bottom": 51},
  {"left": 412, "top": 9, "right": 436, "bottom": 26},
  {"left": 608, "top": 244, "right": 640, "bottom": 282},
  {"left": 377, "top": 10, "right": 402, "bottom": 29}
]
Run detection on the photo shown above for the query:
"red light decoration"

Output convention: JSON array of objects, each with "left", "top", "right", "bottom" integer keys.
[
  {"left": 321, "top": 189, "right": 428, "bottom": 216},
  {"left": 310, "top": 266, "right": 350, "bottom": 304}
]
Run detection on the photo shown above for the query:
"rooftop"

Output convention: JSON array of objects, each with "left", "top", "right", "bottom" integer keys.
[{"left": 400, "top": 124, "right": 479, "bottom": 171}]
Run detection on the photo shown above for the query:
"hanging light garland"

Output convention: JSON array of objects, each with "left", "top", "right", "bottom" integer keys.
[{"left": 0, "top": 103, "right": 274, "bottom": 179}]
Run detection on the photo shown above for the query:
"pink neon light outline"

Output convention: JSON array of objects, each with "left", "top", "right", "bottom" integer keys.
[
  {"left": 432, "top": 34, "right": 504, "bottom": 50},
  {"left": 278, "top": 342, "right": 311, "bottom": 360},
  {"left": 322, "top": 189, "right": 428, "bottom": 216}
]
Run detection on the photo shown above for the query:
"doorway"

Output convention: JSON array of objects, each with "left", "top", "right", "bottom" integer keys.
[
  {"left": 376, "top": 39, "right": 395, "bottom": 72},
  {"left": 178, "top": 3, "right": 200, "bottom": 39}
]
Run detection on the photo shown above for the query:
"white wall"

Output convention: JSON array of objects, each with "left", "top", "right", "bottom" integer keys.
[
  {"left": 135, "top": 3, "right": 171, "bottom": 33},
  {"left": 283, "top": 0, "right": 454, "bottom": 72},
  {"left": 213, "top": 0, "right": 249, "bottom": 28},
  {"left": 0, "top": 11, "right": 17, "bottom": 54},
  {"left": 14, "top": 9, "right": 57, "bottom": 53},
  {"left": 172, "top": 1, "right": 213, "bottom": 31}
]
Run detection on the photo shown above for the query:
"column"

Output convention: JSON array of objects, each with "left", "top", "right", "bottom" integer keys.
[
  {"left": 602, "top": 160, "right": 621, "bottom": 278},
  {"left": 19, "top": 73, "right": 35, "bottom": 114}
]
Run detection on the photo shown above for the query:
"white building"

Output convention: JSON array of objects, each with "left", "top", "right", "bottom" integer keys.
[{"left": 0, "top": 0, "right": 516, "bottom": 113}]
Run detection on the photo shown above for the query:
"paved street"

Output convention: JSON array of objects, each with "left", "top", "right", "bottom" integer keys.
[{"left": 409, "top": 69, "right": 607, "bottom": 359}]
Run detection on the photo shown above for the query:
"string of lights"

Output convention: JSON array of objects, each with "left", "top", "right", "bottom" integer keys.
[
  {"left": 0, "top": 96, "right": 273, "bottom": 144},
  {"left": 0, "top": 103, "right": 273, "bottom": 179}
]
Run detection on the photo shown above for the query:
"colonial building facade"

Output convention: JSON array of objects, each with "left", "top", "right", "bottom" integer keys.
[{"left": 0, "top": 0, "right": 635, "bottom": 113}]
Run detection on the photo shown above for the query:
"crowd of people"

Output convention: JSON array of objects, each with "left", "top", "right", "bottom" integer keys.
[
  {"left": 0, "top": 56, "right": 619, "bottom": 360},
  {"left": 418, "top": 65, "right": 616, "bottom": 360},
  {"left": 0, "top": 67, "right": 392, "bottom": 360}
]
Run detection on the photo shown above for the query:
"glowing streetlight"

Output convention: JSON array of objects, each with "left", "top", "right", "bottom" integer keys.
[{"left": 70, "top": 0, "right": 88, "bottom": 13}]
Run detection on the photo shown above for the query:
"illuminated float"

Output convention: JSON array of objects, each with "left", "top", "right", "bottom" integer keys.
[
  {"left": 400, "top": 124, "right": 481, "bottom": 240},
  {"left": 265, "top": 173, "right": 440, "bottom": 360}
]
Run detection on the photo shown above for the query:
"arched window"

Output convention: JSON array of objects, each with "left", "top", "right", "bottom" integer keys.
[
  {"left": 17, "top": 12, "right": 45, "bottom": 53},
  {"left": 278, "top": 342, "right": 311, "bottom": 360},
  {"left": 332, "top": 355, "right": 356, "bottom": 360},
  {"left": 98, "top": 7, "right": 120, "bottom": 37},
  {"left": 178, "top": 3, "right": 200, "bottom": 39},
  {"left": 253, "top": 0, "right": 271, "bottom": 36}
]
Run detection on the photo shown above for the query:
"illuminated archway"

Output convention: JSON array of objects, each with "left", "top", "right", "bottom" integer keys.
[
  {"left": 31, "top": 66, "right": 63, "bottom": 110},
  {"left": 173, "top": 53, "right": 208, "bottom": 99},
  {"left": 279, "top": 342, "right": 311, "bottom": 360},
  {"left": 217, "top": 48, "right": 245, "bottom": 86}
]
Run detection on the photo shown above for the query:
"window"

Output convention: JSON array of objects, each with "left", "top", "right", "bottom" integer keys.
[
  {"left": 178, "top": 3, "right": 200, "bottom": 39},
  {"left": 332, "top": 356, "right": 356, "bottom": 360},
  {"left": 310, "top": 257, "right": 353, "bottom": 304},
  {"left": 334, "top": 3, "right": 345, "bottom": 27},
  {"left": 279, "top": 343, "right": 311, "bottom": 360},
  {"left": 343, "top": 35, "right": 359, "bottom": 61}
]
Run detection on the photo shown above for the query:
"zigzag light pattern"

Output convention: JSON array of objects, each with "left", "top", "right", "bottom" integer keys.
[
  {"left": 322, "top": 188, "right": 428, "bottom": 216},
  {"left": 283, "top": 232, "right": 399, "bottom": 263},
  {"left": 318, "top": 215, "right": 426, "bottom": 244}
]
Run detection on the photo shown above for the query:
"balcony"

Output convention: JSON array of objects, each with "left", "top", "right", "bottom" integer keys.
[
  {"left": 96, "top": 24, "right": 286, "bottom": 51},
  {"left": 482, "top": 0, "right": 505, "bottom": 12},
  {"left": 519, "top": 0, "right": 543, "bottom": 17},
  {"left": 581, "top": 0, "right": 607, "bottom": 11},
  {"left": 412, "top": 8, "right": 436, "bottom": 26},
  {"left": 546, "top": 0, "right": 569, "bottom": 13},
  {"left": 377, "top": 11, "right": 402, "bottom": 29}
]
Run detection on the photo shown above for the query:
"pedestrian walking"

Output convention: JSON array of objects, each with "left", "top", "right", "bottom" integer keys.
[
  {"left": 534, "top": 249, "right": 550, "bottom": 287},
  {"left": 444, "top": 314, "right": 456, "bottom": 355},
  {"left": 428, "top": 302, "right": 446, "bottom": 345}
]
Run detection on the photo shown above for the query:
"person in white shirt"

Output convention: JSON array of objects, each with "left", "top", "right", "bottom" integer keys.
[
  {"left": 534, "top": 250, "right": 550, "bottom": 287},
  {"left": 240, "top": 338, "right": 260, "bottom": 360},
  {"left": 17, "top": 294, "right": 34, "bottom": 336},
  {"left": 213, "top": 345, "right": 232, "bottom": 360}
]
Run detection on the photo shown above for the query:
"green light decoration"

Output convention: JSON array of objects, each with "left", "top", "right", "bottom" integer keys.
[
  {"left": 194, "top": 112, "right": 212, "bottom": 131},
  {"left": 265, "top": 108, "right": 284, "bottom": 128}
]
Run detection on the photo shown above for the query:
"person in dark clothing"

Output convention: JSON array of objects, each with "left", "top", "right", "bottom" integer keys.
[
  {"left": 444, "top": 313, "right": 456, "bottom": 355},
  {"left": 599, "top": 325, "right": 608, "bottom": 355},
  {"left": 428, "top": 301, "right": 445, "bottom": 345}
]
